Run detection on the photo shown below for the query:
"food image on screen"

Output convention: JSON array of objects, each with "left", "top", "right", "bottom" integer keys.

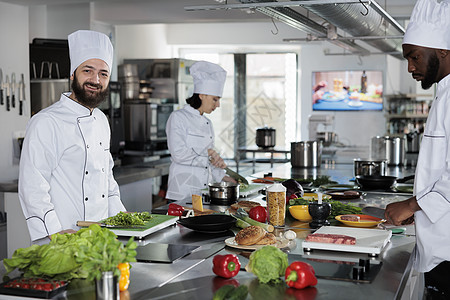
[{"left": 312, "top": 70, "right": 383, "bottom": 111}]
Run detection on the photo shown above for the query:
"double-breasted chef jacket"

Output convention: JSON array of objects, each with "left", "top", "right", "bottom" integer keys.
[
  {"left": 19, "top": 93, "right": 126, "bottom": 241},
  {"left": 414, "top": 74, "right": 450, "bottom": 272},
  {"left": 166, "top": 104, "right": 225, "bottom": 200}
]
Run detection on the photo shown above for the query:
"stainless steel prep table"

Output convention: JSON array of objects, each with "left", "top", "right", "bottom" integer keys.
[{"left": 0, "top": 162, "right": 421, "bottom": 299}]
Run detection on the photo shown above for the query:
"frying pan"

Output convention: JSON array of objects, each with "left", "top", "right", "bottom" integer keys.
[
  {"left": 355, "top": 175, "right": 414, "bottom": 190},
  {"left": 177, "top": 214, "right": 236, "bottom": 233}
]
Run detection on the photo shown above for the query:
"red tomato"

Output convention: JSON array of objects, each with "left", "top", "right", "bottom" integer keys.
[{"left": 249, "top": 206, "right": 267, "bottom": 223}]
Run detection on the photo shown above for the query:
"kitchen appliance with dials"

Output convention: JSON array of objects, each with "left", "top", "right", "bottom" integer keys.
[
  {"left": 123, "top": 99, "right": 177, "bottom": 151},
  {"left": 122, "top": 58, "right": 195, "bottom": 104},
  {"left": 119, "top": 59, "right": 196, "bottom": 152}
]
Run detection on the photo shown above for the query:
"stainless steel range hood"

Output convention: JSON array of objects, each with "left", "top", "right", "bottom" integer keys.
[{"left": 185, "top": 0, "right": 406, "bottom": 59}]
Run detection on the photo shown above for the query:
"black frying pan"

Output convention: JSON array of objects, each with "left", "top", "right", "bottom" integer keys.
[
  {"left": 177, "top": 215, "right": 236, "bottom": 233},
  {"left": 355, "top": 175, "right": 414, "bottom": 190}
]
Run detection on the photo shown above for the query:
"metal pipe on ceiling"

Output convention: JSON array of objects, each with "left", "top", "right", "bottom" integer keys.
[{"left": 185, "top": 0, "right": 406, "bottom": 59}]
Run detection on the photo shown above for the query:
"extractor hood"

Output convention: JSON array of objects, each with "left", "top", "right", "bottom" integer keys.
[{"left": 185, "top": 0, "right": 406, "bottom": 59}]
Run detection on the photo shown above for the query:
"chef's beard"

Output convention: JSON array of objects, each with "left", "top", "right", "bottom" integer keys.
[
  {"left": 71, "top": 73, "right": 108, "bottom": 108},
  {"left": 421, "top": 52, "right": 440, "bottom": 90}
]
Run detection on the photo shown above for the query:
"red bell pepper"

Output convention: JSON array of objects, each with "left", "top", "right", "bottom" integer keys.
[
  {"left": 249, "top": 206, "right": 267, "bottom": 223},
  {"left": 285, "top": 261, "right": 317, "bottom": 289},
  {"left": 212, "top": 254, "right": 241, "bottom": 279},
  {"left": 168, "top": 203, "right": 184, "bottom": 216}
]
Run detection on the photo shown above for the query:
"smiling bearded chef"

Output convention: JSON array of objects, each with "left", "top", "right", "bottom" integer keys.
[
  {"left": 19, "top": 30, "right": 126, "bottom": 244},
  {"left": 384, "top": 0, "right": 450, "bottom": 298},
  {"left": 165, "top": 61, "right": 236, "bottom": 201}
]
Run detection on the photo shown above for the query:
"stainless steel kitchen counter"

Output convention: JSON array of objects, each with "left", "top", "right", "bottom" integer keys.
[
  {"left": 0, "top": 161, "right": 421, "bottom": 299},
  {"left": 0, "top": 157, "right": 171, "bottom": 193},
  {"left": 113, "top": 156, "right": 171, "bottom": 186}
]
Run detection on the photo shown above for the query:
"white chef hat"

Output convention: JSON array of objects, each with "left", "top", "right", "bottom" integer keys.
[
  {"left": 190, "top": 61, "right": 227, "bottom": 97},
  {"left": 402, "top": 0, "right": 450, "bottom": 50},
  {"left": 68, "top": 30, "right": 114, "bottom": 76}
]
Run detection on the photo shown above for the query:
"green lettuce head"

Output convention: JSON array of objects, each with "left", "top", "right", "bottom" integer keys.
[{"left": 247, "top": 245, "right": 288, "bottom": 284}]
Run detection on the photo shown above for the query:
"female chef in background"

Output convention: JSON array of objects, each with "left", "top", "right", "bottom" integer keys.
[{"left": 165, "top": 61, "right": 236, "bottom": 201}]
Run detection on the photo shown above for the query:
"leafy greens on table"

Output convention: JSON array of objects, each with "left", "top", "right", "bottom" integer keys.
[{"left": 3, "top": 224, "right": 137, "bottom": 281}]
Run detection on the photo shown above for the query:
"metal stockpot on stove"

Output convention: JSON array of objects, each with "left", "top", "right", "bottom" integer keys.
[
  {"left": 208, "top": 182, "right": 239, "bottom": 205},
  {"left": 291, "top": 141, "right": 322, "bottom": 168},
  {"left": 353, "top": 158, "right": 387, "bottom": 177},
  {"left": 256, "top": 126, "right": 276, "bottom": 148}
]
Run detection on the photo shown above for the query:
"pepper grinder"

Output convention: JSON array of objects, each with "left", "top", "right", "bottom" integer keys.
[{"left": 308, "top": 192, "right": 331, "bottom": 229}]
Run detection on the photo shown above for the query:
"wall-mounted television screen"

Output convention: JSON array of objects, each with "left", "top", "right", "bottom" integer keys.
[{"left": 312, "top": 70, "right": 383, "bottom": 111}]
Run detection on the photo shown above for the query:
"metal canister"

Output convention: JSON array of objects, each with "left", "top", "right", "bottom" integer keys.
[{"left": 266, "top": 183, "right": 286, "bottom": 227}]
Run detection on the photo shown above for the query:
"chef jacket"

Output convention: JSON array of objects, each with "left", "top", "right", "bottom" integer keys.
[
  {"left": 19, "top": 93, "right": 126, "bottom": 241},
  {"left": 414, "top": 74, "right": 450, "bottom": 272},
  {"left": 166, "top": 104, "right": 225, "bottom": 200}
]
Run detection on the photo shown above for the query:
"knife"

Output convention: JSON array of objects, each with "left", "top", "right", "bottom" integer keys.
[
  {"left": 225, "top": 167, "right": 249, "bottom": 186},
  {"left": 5, "top": 75, "right": 10, "bottom": 111},
  {"left": 0, "top": 68, "right": 3, "bottom": 105},
  {"left": 18, "top": 73, "right": 25, "bottom": 115},
  {"left": 11, "top": 72, "right": 16, "bottom": 108},
  {"left": 76, "top": 220, "right": 146, "bottom": 229},
  {"left": 362, "top": 206, "right": 385, "bottom": 219}
]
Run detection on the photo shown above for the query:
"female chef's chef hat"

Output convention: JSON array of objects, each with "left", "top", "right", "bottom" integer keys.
[
  {"left": 402, "top": 0, "right": 450, "bottom": 50},
  {"left": 68, "top": 30, "right": 114, "bottom": 76},
  {"left": 190, "top": 61, "right": 227, "bottom": 97}
]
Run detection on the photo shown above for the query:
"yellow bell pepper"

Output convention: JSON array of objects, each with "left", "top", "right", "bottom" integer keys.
[{"left": 118, "top": 262, "right": 130, "bottom": 291}]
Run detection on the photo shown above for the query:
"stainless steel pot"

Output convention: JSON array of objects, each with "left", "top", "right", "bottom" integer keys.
[
  {"left": 208, "top": 182, "right": 239, "bottom": 205},
  {"left": 353, "top": 158, "right": 387, "bottom": 177},
  {"left": 291, "top": 141, "right": 322, "bottom": 168},
  {"left": 256, "top": 127, "right": 276, "bottom": 148},
  {"left": 371, "top": 135, "right": 406, "bottom": 166},
  {"left": 406, "top": 132, "right": 422, "bottom": 153},
  {"left": 386, "top": 136, "right": 406, "bottom": 166}
]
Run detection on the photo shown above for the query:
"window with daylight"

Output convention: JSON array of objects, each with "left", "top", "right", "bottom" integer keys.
[{"left": 182, "top": 51, "right": 298, "bottom": 161}]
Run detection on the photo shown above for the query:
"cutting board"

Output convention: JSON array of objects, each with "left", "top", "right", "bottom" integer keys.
[
  {"left": 108, "top": 214, "right": 178, "bottom": 239},
  {"left": 239, "top": 183, "right": 266, "bottom": 197},
  {"left": 302, "top": 226, "right": 392, "bottom": 255}
]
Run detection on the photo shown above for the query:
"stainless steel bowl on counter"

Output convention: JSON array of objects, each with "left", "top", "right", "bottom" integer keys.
[{"left": 208, "top": 182, "right": 239, "bottom": 205}]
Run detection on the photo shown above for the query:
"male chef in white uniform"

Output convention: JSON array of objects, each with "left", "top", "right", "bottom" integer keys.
[
  {"left": 384, "top": 0, "right": 450, "bottom": 298},
  {"left": 19, "top": 30, "right": 126, "bottom": 244}
]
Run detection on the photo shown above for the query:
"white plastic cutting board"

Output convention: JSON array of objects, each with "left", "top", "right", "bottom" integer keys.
[
  {"left": 302, "top": 226, "right": 392, "bottom": 255},
  {"left": 109, "top": 215, "right": 178, "bottom": 239}
]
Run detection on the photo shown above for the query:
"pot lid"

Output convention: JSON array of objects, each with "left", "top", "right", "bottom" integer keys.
[{"left": 257, "top": 126, "right": 275, "bottom": 131}]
